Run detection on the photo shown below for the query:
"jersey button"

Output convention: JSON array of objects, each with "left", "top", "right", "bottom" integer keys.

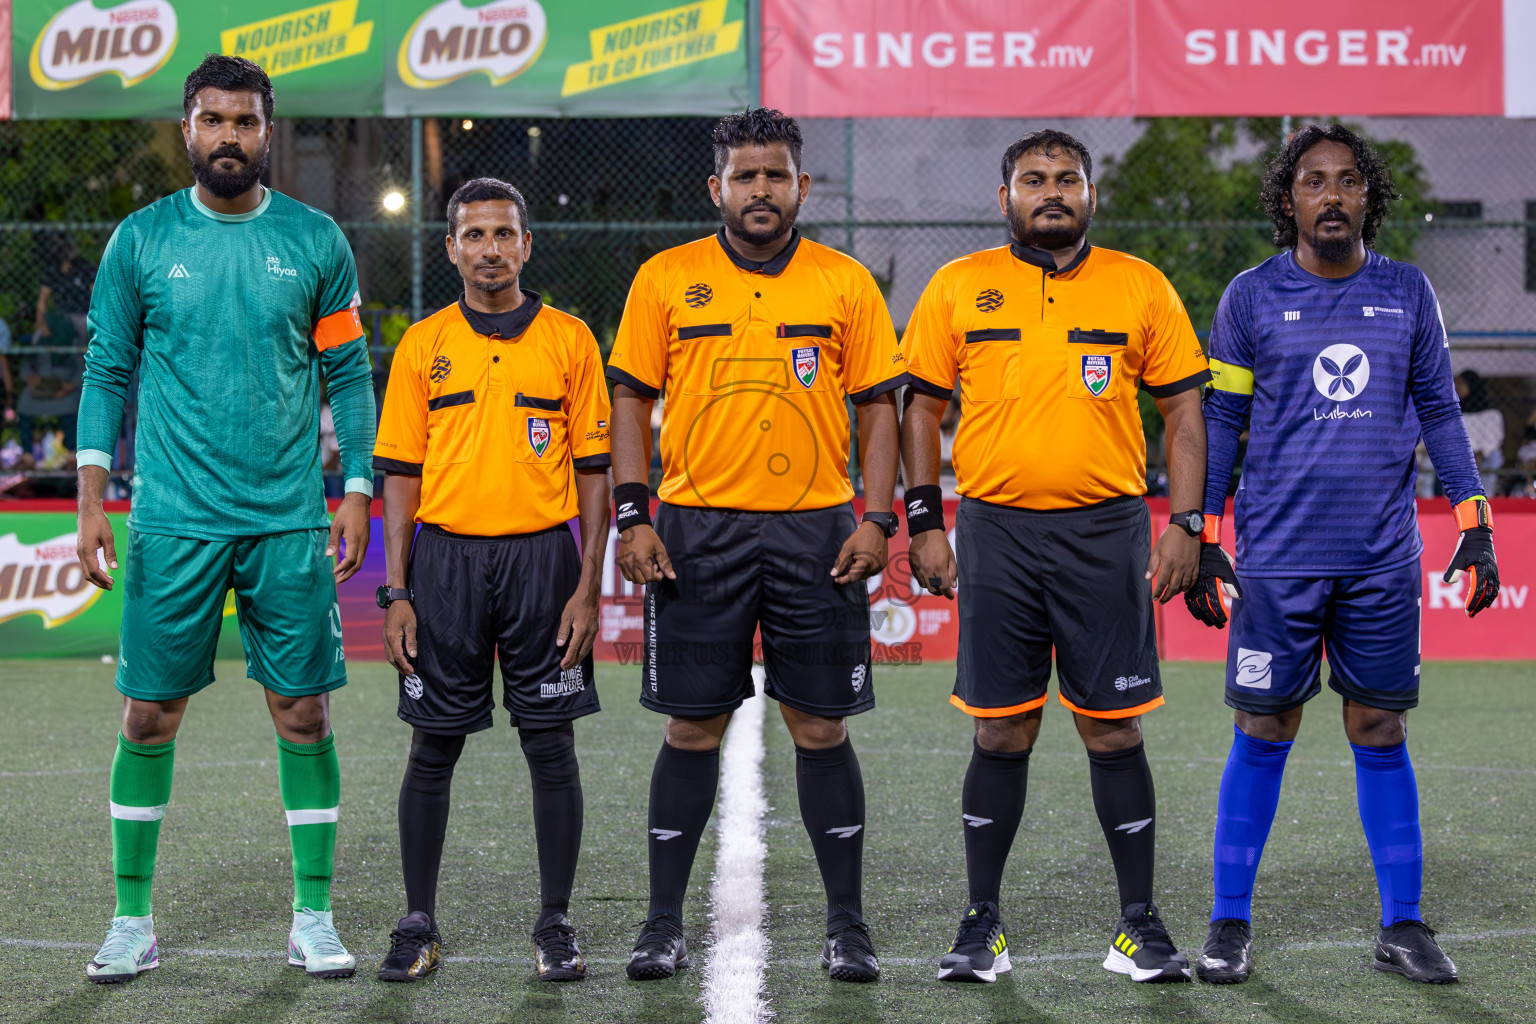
[
  {"left": 1048, "top": 297, "right": 1055, "bottom": 303},
  {"left": 754, "top": 291, "right": 761, "bottom": 298},
  {"left": 493, "top": 355, "right": 500, "bottom": 362}
]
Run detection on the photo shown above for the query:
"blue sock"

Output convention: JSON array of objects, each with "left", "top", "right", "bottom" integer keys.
[
  {"left": 1351, "top": 741, "right": 1423, "bottom": 927},
  {"left": 1211, "top": 726, "right": 1292, "bottom": 923}
]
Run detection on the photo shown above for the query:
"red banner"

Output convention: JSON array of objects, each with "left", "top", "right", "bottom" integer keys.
[
  {"left": 1136, "top": 0, "right": 1504, "bottom": 117},
  {"left": 760, "top": 0, "right": 1132, "bottom": 118},
  {"left": 760, "top": 0, "right": 1517, "bottom": 118},
  {"left": 1157, "top": 499, "right": 1536, "bottom": 661}
]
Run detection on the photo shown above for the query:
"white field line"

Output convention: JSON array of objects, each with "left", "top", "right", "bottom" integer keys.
[
  {"left": 9, "top": 926, "right": 1535, "bottom": 967},
  {"left": 701, "top": 671, "right": 770, "bottom": 1024}
]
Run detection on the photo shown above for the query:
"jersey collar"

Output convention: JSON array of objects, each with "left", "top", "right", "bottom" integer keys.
[
  {"left": 458, "top": 288, "right": 543, "bottom": 339},
  {"left": 715, "top": 226, "right": 802, "bottom": 275},
  {"left": 1010, "top": 238, "right": 1092, "bottom": 274},
  {"left": 188, "top": 185, "right": 271, "bottom": 223}
]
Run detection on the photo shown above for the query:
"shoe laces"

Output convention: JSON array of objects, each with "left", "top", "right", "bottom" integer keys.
[
  {"left": 634, "top": 914, "right": 684, "bottom": 954},
  {"left": 97, "top": 919, "right": 146, "bottom": 960},
  {"left": 830, "top": 917, "right": 875, "bottom": 959},
  {"left": 1124, "top": 904, "right": 1176, "bottom": 952},
  {"left": 1208, "top": 919, "right": 1248, "bottom": 949},
  {"left": 535, "top": 918, "right": 578, "bottom": 962},
  {"left": 952, "top": 905, "right": 998, "bottom": 948},
  {"left": 295, "top": 915, "right": 348, "bottom": 959},
  {"left": 387, "top": 924, "right": 432, "bottom": 959}
]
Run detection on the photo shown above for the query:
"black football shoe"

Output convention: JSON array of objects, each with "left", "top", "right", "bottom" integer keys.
[
  {"left": 1102, "top": 902, "right": 1191, "bottom": 982},
  {"left": 1373, "top": 921, "right": 1458, "bottom": 984},
  {"left": 376, "top": 912, "right": 441, "bottom": 982},
  {"left": 1196, "top": 918, "right": 1253, "bottom": 984},
  {"left": 626, "top": 913, "right": 688, "bottom": 981},
  {"left": 938, "top": 901, "right": 1011, "bottom": 983},
  {"left": 821, "top": 912, "right": 879, "bottom": 983},
  {"left": 532, "top": 913, "right": 587, "bottom": 982}
]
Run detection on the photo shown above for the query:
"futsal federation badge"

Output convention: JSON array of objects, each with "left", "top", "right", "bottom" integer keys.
[
  {"left": 528, "top": 417, "right": 551, "bottom": 458},
  {"left": 793, "top": 346, "right": 819, "bottom": 389},
  {"left": 1081, "top": 354, "right": 1111, "bottom": 396}
]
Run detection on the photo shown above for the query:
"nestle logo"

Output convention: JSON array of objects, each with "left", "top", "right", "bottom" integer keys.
[{"left": 109, "top": 8, "right": 159, "bottom": 23}]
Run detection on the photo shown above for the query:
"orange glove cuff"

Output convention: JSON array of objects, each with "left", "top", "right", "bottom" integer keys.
[
  {"left": 1453, "top": 497, "right": 1492, "bottom": 533},
  {"left": 1200, "top": 516, "right": 1222, "bottom": 545}
]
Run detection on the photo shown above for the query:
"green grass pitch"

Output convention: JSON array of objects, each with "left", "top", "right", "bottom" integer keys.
[{"left": 0, "top": 659, "right": 1532, "bottom": 1023}]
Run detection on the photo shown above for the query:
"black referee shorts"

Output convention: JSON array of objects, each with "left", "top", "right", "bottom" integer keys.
[
  {"left": 400, "top": 523, "right": 599, "bottom": 734},
  {"left": 954, "top": 495, "right": 1163, "bottom": 720},
  {"left": 641, "top": 503, "right": 874, "bottom": 719}
]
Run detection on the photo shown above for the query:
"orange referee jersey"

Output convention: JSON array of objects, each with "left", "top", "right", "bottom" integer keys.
[
  {"left": 607, "top": 228, "right": 907, "bottom": 511},
  {"left": 374, "top": 291, "right": 611, "bottom": 536},
  {"left": 903, "top": 243, "right": 1210, "bottom": 510}
]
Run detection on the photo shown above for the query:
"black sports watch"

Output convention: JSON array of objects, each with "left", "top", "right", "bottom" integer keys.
[
  {"left": 861, "top": 511, "right": 900, "bottom": 539},
  {"left": 1170, "top": 510, "right": 1205, "bottom": 537},
  {"left": 376, "top": 586, "right": 412, "bottom": 608}
]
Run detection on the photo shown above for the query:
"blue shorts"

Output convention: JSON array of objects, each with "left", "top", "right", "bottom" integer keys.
[{"left": 1225, "top": 561, "right": 1421, "bottom": 714}]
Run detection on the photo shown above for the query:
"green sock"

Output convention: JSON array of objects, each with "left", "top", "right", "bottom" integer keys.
[
  {"left": 110, "top": 733, "right": 175, "bottom": 918},
  {"left": 277, "top": 731, "right": 340, "bottom": 913}
]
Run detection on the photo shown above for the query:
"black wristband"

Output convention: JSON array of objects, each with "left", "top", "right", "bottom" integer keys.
[
  {"left": 903, "top": 484, "right": 945, "bottom": 535},
  {"left": 614, "top": 482, "right": 652, "bottom": 533}
]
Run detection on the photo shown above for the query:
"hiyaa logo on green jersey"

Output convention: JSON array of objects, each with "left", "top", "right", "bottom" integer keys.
[{"left": 266, "top": 256, "right": 298, "bottom": 280}]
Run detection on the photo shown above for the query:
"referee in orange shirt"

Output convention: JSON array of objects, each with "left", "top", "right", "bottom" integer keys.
[
  {"left": 607, "top": 109, "right": 906, "bottom": 984},
  {"left": 901, "top": 131, "right": 1209, "bottom": 984},
  {"left": 371, "top": 179, "right": 611, "bottom": 983}
]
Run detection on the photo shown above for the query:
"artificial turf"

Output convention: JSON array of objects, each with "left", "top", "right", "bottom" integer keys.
[{"left": 0, "top": 659, "right": 1532, "bottom": 1023}]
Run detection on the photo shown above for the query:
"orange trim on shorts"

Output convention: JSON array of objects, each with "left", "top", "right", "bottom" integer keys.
[
  {"left": 1056, "top": 692, "right": 1165, "bottom": 719},
  {"left": 313, "top": 306, "right": 364, "bottom": 352},
  {"left": 949, "top": 693, "right": 1049, "bottom": 718}
]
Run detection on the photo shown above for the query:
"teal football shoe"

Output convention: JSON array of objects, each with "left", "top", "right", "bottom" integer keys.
[
  {"left": 85, "top": 915, "right": 158, "bottom": 983},
  {"left": 288, "top": 908, "right": 356, "bottom": 978}
]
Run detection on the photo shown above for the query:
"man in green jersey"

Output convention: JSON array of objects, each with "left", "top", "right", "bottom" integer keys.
[{"left": 73, "top": 55, "right": 376, "bottom": 983}]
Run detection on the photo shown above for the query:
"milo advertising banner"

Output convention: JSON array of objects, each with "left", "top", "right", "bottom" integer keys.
[
  {"left": 14, "top": 0, "right": 385, "bottom": 117},
  {"left": 11, "top": 0, "right": 747, "bottom": 118},
  {"left": 0, "top": 510, "right": 243, "bottom": 659},
  {"left": 383, "top": 0, "right": 748, "bottom": 116}
]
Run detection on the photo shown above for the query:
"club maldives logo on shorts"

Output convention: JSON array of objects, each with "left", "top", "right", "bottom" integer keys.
[
  {"left": 0, "top": 531, "right": 104, "bottom": 628},
  {"left": 527, "top": 416, "right": 551, "bottom": 458},
  {"left": 541, "top": 665, "right": 585, "bottom": 698},
  {"left": 397, "top": 0, "right": 548, "bottom": 89},
  {"left": 1234, "top": 647, "right": 1273, "bottom": 689},
  {"left": 1081, "top": 354, "right": 1111, "bottom": 396},
  {"left": 29, "top": 0, "right": 179, "bottom": 91},
  {"left": 793, "top": 346, "right": 819, "bottom": 388}
]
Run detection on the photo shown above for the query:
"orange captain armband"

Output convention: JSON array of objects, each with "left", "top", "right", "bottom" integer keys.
[
  {"left": 313, "top": 306, "right": 364, "bottom": 352},
  {"left": 1453, "top": 496, "right": 1492, "bottom": 533},
  {"left": 1200, "top": 515, "right": 1222, "bottom": 545}
]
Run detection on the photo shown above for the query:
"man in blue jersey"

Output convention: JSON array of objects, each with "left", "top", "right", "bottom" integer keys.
[
  {"left": 1185, "top": 124, "right": 1498, "bottom": 986},
  {"left": 73, "top": 56, "right": 375, "bottom": 982}
]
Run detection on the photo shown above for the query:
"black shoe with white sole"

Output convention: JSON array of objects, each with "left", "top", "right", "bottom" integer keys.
[
  {"left": 938, "top": 901, "right": 1011, "bottom": 983},
  {"left": 1103, "top": 902, "right": 1190, "bottom": 982},
  {"left": 1195, "top": 918, "right": 1252, "bottom": 984}
]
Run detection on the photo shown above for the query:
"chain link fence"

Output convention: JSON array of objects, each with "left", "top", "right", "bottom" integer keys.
[{"left": 2, "top": 115, "right": 1534, "bottom": 498}]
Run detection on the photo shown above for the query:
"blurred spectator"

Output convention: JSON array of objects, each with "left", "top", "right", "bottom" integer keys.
[
  {"left": 15, "top": 321, "right": 85, "bottom": 461},
  {"left": 1455, "top": 370, "right": 1504, "bottom": 494},
  {"left": 1503, "top": 409, "right": 1536, "bottom": 498},
  {"left": 319, "top": 401, "right": 344, "bottom": 499},
  {"left": 0, "top": 317, "right": 13, "bottom": 409},
  {"left": 33, "top": 235, "right": 95, "bottom": 345}
]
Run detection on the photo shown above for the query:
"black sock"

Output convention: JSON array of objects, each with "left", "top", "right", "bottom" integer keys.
[
  {"left": 795, "top": 738, "right": 866, "bottom": 922},
  {"left": 520, "top": 722, "right": 583, "bottom": 929},
  {"left": 646, "top": 742, "right": 720, "bottom": 921},
  {"left": 398, "top": 729, "right": 466, "bottom": 928},
  {"left": 1086, "top": 741, "right": 1157, "bottom": 913},
  {"left": 963, "top": 741, "right": 1032, "bottom": 907}
]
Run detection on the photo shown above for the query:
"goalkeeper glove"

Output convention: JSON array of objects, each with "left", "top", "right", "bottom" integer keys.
[
  {"left": 1184, "top": 517, "right": 1241, "bottom": 628},
  {"left": 1444, "top": 497, "right": 1499, "bottom": 618}
]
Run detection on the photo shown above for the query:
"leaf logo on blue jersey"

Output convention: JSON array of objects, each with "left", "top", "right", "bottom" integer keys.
[{"left": 1311, "top": 343, "right": 1370, "bottom": 401}]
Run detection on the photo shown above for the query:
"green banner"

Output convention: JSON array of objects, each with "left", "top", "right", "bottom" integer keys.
[
  {"left": 13, "top": 0, "right": 385, "bottom": 118},
  {"left": 11, "top": 0, "right": 748, "bottom": 119},
  {"left": 383, "top": 0, "right": 747, "bottom": 115},
  {"left": 0, "top": 512, "right": 242, "bottom": 659}
]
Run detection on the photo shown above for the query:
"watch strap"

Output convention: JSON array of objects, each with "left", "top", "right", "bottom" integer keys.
[{"left": 861, "top": 511, "right": 899, "bottom": 538}]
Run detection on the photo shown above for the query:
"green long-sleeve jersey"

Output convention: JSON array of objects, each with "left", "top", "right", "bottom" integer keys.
[{"left": 79, "top": 187, "right": 376, "bottom": 539}]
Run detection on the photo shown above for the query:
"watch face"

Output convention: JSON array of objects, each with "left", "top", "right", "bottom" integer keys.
[
  {"left": 375, "top": 585, "right": 391, "bottom": 609},
  {"left": 1184, "top": 513, "right": 1203, "bottom": 532}
]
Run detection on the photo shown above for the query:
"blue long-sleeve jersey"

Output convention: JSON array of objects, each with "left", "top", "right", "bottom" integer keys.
[{"left": 1203, "top": 249, "right": 1481, "bottom": 577}]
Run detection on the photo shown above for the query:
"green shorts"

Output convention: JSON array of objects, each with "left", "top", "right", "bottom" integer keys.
[{"left": 116, "top": 529, "right": 347, "bottom": 702}]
